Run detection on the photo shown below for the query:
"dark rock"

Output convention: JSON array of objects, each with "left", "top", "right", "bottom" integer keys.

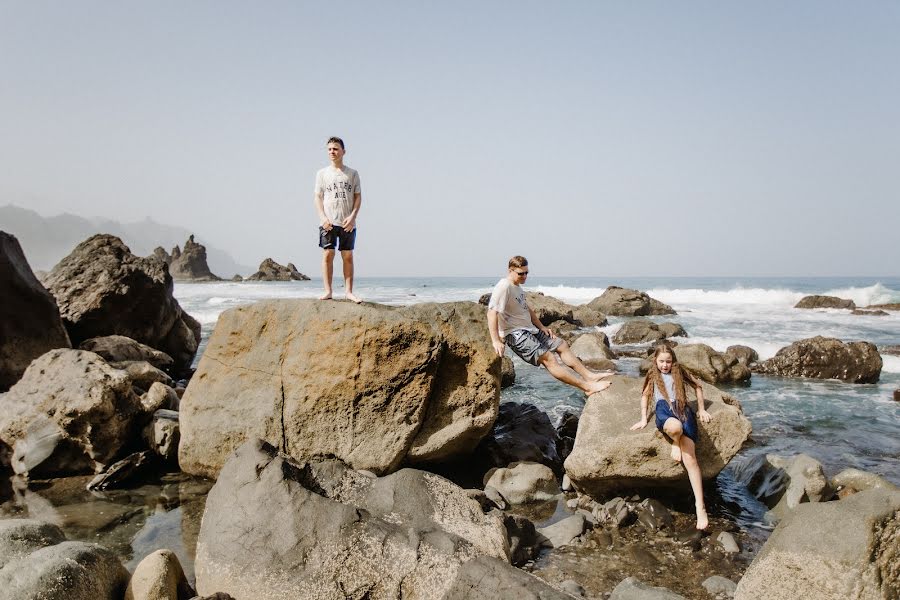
[
  {"left": 851, "top": 308, "right": 888, "bottom": 316},
  {"left": 503, "top": 513, "right": 541, "bottom": 566},
  {"left": 151, "top": 246, "right": 170, "bottom": 264},
  {"left": 895, "top": 389, "right": 900, "bottom": 402},
  {"left": 730, "top": 453, "right": 790, "bottom": 508},
  {"left": 246, "top": 258, "right": 310, "bottom": 281},
  {"left": 556, "top": 412, "right": 579, "bottom": 462},
  {"left": 626, "top": 546, "right": 661, "bottom": 567},
  {"left": 794, "top": 295, "right": 856, "bottom": 309},
  {"left": 79, "top": 335, "right": 174, "bottom": 371},
  {"left": 879, "top": 345, "right": 900, "bottom": 356},
  {"left": 525, "top": 291, "right": 575, "bottom": 325},
  {"left": 41, "top": 234, "right": 200, "bottom": 373},
  {"left": 109, "top": 360, "right": 174, "bottom": 391},
  {"left": 0, "top": 232, "right": 71, "bottom": 391},
  {"left": 500, "top": 356, "right": 516, "bottom": 388},
  {"left": 586, "top": 286, "right": 675, "bottom": 317},
  {"left": 168, "top": 235, "right": 221, "bottom": 281},
  {"left": 725, "top": 344, "right": 759, "bottom": 367},
  {"left": 866, "top": 303, "right": 900, "bottom": 311},
  {"left": 230, "top": 274, "right": 243, "bottom": 282},
  {"left": 86, "top": 450, "right": 158, "bottom": 491},
  {"left": 753, "top": 336, "right": 882, "bottom": 383},
  {"left": 475, "top": 402, "right": 562, "bottom": 475}
]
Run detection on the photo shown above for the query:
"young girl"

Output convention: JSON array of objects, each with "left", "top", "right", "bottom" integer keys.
[{"left": 630, "top": 343, "right": 713, "bottom": 530}]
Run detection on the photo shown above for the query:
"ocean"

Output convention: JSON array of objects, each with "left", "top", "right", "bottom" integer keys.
[{"left": 175, "top": 275, "right": 900, "bottom": 533}]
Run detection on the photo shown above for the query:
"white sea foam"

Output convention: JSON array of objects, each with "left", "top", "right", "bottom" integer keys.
[
  {"left": 646, "top": 287, "right": 806, "bottom": 307},
  {"left": 531, "top": 285, "right": 606, "bottom": 305},
  {"left": 822, "top": 283, "right": 900, "bottom": 307},
  {"left": 881, "top": 355, "right": 900, "bottom": 374}
]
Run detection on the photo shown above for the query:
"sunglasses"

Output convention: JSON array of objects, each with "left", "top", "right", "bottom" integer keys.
[{"left": 514, "top": 270, "right": 529, "bottom": 276}]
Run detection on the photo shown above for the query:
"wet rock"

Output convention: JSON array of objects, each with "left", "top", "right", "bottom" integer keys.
[
  {"left": 715, "top": 531, "right": 740, "bottom": 554},
  {"left": 475, "top": 402, "right": 562, "bottom": 474},
  {"left": 614, "top": 319, "right": 686, "bottom": 344},
  {"left": 80, "top": 335, "right": 174, "bottom": 372},
  {"left": 851, "top": 309, "right": 888, "bottom": 316},
  {"left": 734, "top": 488, "right": 900, "bottom": 600},
  {"left": 141, "top": 382, "right": 180, "bottom": 412},
  {"left": 180, "top": 300, "right": 500, "bottom": 478},
  {"left": 586, "top": 287, "right": 676, "bottom": 317},
  {"left": 87, "top": 451, "right": 158, "bottom": 491},
  {"left": 1, "top": 349, "right": 150, "bottom": 477},
  {"left": 245, "top": 258, "right": 309, "bottom": 281},
  {"left": 730, "top": 453, "right": 790, "bottom": 508},
  {"left": 564, "top": 376, "right": 752, "bottom": 497},
  {"left": 753, "top": 336, "right": 882, "bottom": 383},
  {"left": 500, "top": 356, "right": 516, "bottom": 388},
  {"left": 570, "top": 332, "right": 617, "bottom": 368},
  {"left": 536, "top": 514, "right": 588, "bottom": 548},
  {"left": 831, "top": 468, "right": 898, "bottom": 495},
  {"left": 596, "top": 497, "right": 632, "bottom": 528},
  {"left": 635, "top": 499, "right": 674, "bottom": 532},
  {"left": 794, "top": 295, "right": 856, "bottom": 309},
  {"left": 125, "top": 548, "right": 195, "bottom": 600},
  {"left": 640, "top": 343, "right": 750, "bottom": 384},
  {"left": 702, "top": 575, "right": 737, "bottom": 597},
  {"left": 867, "top": 303, "right": 900, "bottom": 311},
  {"left": 168, "top": 235, "right": 221, "bottom": 282},
  {"left": 42, "top": 234, "right": 200, "bottom": 373},
  {"left": 143, "top": 410, "right": 180, "bottom": 462},
  {"left": 503, "top": 514, "right": 541, "bottom": 566},
  {"left": 724, "top": 345, "right": 759, "bottom": 368},
  {"left": 736, "top": 453, "right": 833, "bottom": 519},
  {"left": 0, "top": 232, "right": 71, "bottom": 391},
  {"left": 194, "top": 439, "right": 508, "bottom": 599},
  {"left": 483, "top": 461, "right": 559, "bottom": 505},
  {"left": 610, "top": 576, "right": 685, "bottom": 599}
]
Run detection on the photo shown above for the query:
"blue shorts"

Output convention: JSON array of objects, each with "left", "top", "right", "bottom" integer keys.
[
  {"left": 655, "top": 399, "right": 698, "bottom": 443},
  {"left": 319, "top": 225, "right": 356, "bottom": 251}
]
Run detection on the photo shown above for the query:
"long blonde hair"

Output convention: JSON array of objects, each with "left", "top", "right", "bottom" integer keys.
[{"left": 642, "top": 343, "right": 699, "bottom": 418}]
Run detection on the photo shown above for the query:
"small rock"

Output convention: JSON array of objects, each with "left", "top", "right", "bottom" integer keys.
[
  {"left": 609, "top": 576, "right": 686, "bottom": 599},
  {"left": 536, "top": 514, "right": 588, "bottom": 548},
  {"left": 560, "top": 579, "right": 586, "bottom": 597},
  {"left": 702, "top": 575, "right": 737, "bottom": 597},
  {"left": 125, "top": 548, "right": 195, "bottom": 600},
  {"left": 483, "top": 461, "right": 560, "bottom": 505},
  {"left": 716, "top": 531, "right": 740, "bottom": 554},
  {"left": 87, "top": 451, "right": 157, "bottom": 491},
  {"left": 483, "top": 485, "right": 507, "bottom": 510},
  {"left": 561, "top": 474, "right": 572, "bottom": 491}
]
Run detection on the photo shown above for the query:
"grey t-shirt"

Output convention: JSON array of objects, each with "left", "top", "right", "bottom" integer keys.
[
  {"left": 315, "top": 165, "right": 361, "bottom": 225},
  {"left": 488, "top": 278, "right": 537, "bottom": 337}
]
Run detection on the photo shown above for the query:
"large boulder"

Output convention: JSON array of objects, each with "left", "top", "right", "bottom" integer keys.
[
  {"left": 732, "top": 453, "right": 834, "bottom": 519},
  {"left": 0, "top": 232, "right": 71, "bottom": 391},
  {"left": 570, "top": 333, "right": 617, "bottom": 369},
  {"left": 0, "top": 349, "right": 150, "bottom": 477},
  {"left": 194, "top": 439, "right": 509, "bottom": 600},
  {"left": 639, "top": 343, "right": 751, "bottom": 384},
  {"left": 523, "top": 292, "right": 575, "bottom": 325},
  {"left": 179, "top": 300, "right": 500, "bottom": 478},
  {"left": 586, "top": 287, "right": 675, "bottom": 317},
  {"left": 794, "top": 295, "right": 856, "bottom": 310},
  {"left": 734, "top": 488, "right": 900, "bottom": 600},
  {"left": 725, "top": 345, "right": 759, "bottom": 368},
  {"left": 246, "top": 258, "right": 310, "bottom": 281},
  {"left": 571, "top": 305, "right": 608, "bottom": 327},
  {"left": 167, "top": 235, "right": 221, "bottom": 281},
  {"left": 0, "top": 518, "right": 129, "bottom": 600},
  {"left": 753, "top": 336, "right": 882, "bottom": 383},
  {"left": 564, "top": 376, "right": 752, "bottom": 496},
  {"left": 613, "top": 320, "right": 686, "bottom": 345},
  {"left": 41, "top": 234, "right": 200, "bottom": 373},
  {"left": 79, "top": 335, "right": 174, "bottom": 372}
]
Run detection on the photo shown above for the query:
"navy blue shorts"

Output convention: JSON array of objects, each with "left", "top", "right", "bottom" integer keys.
[
  {"left": 655, "top": 399, "right": 698, "bottom": 443},
  {"left": 319, "top": 225, "right": 356, "bottom": 251}
]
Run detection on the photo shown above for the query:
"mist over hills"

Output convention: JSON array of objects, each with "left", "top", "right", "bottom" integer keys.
[{"left": 0, "top": 204, "right": 253, "bottom": 276}]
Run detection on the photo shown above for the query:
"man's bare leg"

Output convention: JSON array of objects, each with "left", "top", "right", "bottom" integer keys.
[
  {"left": 341, "top": 250, "right": 361, "bottom": 303},
  {"left": 320, "top": 249, "right": 336, "bottom": 300},
  {"left": 539, "top": 353, "right": 611, "bottom": 395},
  {"left": 555, "top": 341, "right": 614, "bottom": 382}
]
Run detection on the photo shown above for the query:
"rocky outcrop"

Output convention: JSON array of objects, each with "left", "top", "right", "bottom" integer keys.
[
  {"left": 151, "top": 246, "right": 170, "bottom": 264},
  {"left": 867, "top": 303, "right": 900, "bottom": 311},
  {"left": 41, "top": 234, "right": 200, "bottom": 373},
  {"left": 725, "top": 345, "right": 759, "bottom": 367},
  {"left": 179, "top": 300, "right": 500, "bottom": 478},
  {"left": 194, "top": 439, "right": 510, "bottom": 599},
  {"left": 852, "top": 308, "right": 888, "bottom": 316},
  {"left": 734, "top": 488, "right": 900, "bottom": 600},
  {"left": 246, "top": 258, "right": 310, "bottom": 281},
  {"left": 613, "top": 320, "right": 686, "bottom": 345},
  {"left": 79, "top": 335, "right": 174, "bottom": 372},
  {"left": 524, "top": 292, "right": 574, "bottom": 325},
  {"left": 167, "top": 235, "right": 221, "bottom": 281},
  {"left": 0, "top": 232, "right": 71, "bottom": 391},
  {"left": 564, "top": 376, "right": 752, "bottom": 497},
  {"left": 640, "top": 343, "right": 751, "bottom": 384},
  {"left": 794, "top": 295, "right": 856, "bottom": 310},
  {"left": 586, "top": 287, "right": 675, "bottom": 317},
  {"left": 0, "top": 349, "right": 150, "bottom": 477},
  {"left": 474, "top": 402, "right": 562, "bottom": 475},
  {"left": 0, "top": 519, "right": 129, "bottom": 600},
  {"left": 570, "top": 332, "right": 617, "bottom": 369},
  {"left": 753, "top": 336, "right": 882, "bottom": 383},
  {"left": 572, "top": 305, "right": 608, "bottom": 327}
]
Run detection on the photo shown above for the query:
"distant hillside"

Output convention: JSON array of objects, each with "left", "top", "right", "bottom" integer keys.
[{"left": 0, "top": 204, "right": 252, "bottom": 276}]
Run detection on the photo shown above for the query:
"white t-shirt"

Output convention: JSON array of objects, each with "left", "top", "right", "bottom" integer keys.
[
  {"left": 488, "top": 278, "right": 537, "bottom": 337},
  {"left": 315, "top": 165, "right": 361, "bottom": 225}
]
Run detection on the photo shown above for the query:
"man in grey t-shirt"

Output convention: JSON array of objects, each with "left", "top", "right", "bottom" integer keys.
[
  {"left": 487, "top": 255, "right": 612, "bottom": 395},
  {"left": 314, "top": 136, "right": 362, "bottom": 303}
]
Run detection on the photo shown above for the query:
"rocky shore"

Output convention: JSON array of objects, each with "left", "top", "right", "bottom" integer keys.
[{"left": 2, "top": 231, "right": 898, "bottom": 599}]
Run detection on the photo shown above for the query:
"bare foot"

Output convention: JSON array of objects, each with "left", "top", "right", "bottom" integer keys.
[
  {"left": 586, "top": 370, "right": 615, "bottom": 382},
  {"left": 670, "top": 443, "right": 682, "bottom": 462},
  {"left": 345, "top": 292, "right": 362, "bottom": 304},
  {"left": 585, "top": 379, "right": 612, "bottom": 395},
  {"left": 319, "top": 292, "right": 333, "bottom": 300},
  {"left": 696, "top": 505, "right": 709, "bottom": 530}
]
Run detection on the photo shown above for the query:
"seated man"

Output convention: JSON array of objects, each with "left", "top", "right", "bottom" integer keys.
[{"left": 487, "top": 255, "right": 612, "bottom": 395}]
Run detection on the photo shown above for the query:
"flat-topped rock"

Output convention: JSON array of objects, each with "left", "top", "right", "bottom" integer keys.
[
  {"left": 564, "top": 376, "right": 751, "bottom": 497},
  {"left": 753, "top": 336, "right": 882, "bottom": 383},
  {"left": 613, "top": 319, "right": 686, "bottom": 345},
  {"left": 586, "top": 286, "right": 675, "bottom": 317},
  {"left": 0, "top": 232, "right": 71, "bottom": 391},
  {"left": 179, "top": 300, "right": 500, "bottom": 478},
  {"left": 794, "top": 295, "right": 856, "bottom": 310},
  {"left": 246, "top": 258, "right": 309, "bottom": 281}
]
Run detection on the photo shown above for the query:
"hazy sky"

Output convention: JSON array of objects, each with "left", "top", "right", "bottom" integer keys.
[{"left": 1, "top": 2, "right": 898, "bottom": 277}]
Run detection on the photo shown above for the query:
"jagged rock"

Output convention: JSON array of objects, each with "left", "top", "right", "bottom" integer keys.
[
  {"left": 79, "top": 335, "right": 174, "bottom": 371},
  {"left": 500, "top": 356, "right": 516, "bottom": 388},
  {"left": 125, "top": 548, "right": 195, "bottom": 600},
  {"left": 730, "top": 453, "right": 790, "bottom": 508},
  {"left": 41, "top": 234, "right": 200, "bottom": 373},
  {"left": 246, "top": 258, "right": 310, "bottom": 281},
  {"left": 725, "top": 345, "right": 759, "bottom": 367},
  {"left": 483, "top": 461, "right": 559, "bottom": 505},
  {"left": 193, "top": 439, "right": 509, "bottom": 599},
  {"left": 0, "top": 349, "right": 151, "bottom": 477},
  {"left": 230, "top": 274, "right": 243, "bottom": 282},
  {"left": 586, "top": 287, "right": 675, "bottom": 317},
  {"left": 0, "top": 232, "right": 71, "bottom": 391},
  {"left": 734, "top": 488, "right": 900, "bottom": 600},
  {"left": 613, "top": 320, "right": 686, "bottom": 345},
  {"left": 794, "top": 295, "right": 856, "bottom": 310},
  {"left": 564, "top": 376, "right": 751, "bottom": 496},
  {"left": 475, "top": 402, "right": 562, "bottom": 474},
  {"left": 556, "top": 412, "right": 579, "bottom": 463},
  {"left": 179, "top": 300, "right": 499, "bottom": 478},
  {"left": 640, "top": 343, "right": 751, "bottom": 384},
  {"left": 753, "top": 336, "right": 882, "bottom": 383},
  {"left": 167, "top": 235, "right": 221, "bottom": 281},
  {"left": 151, "top": 246, "right": 170, "bottom": 265},
  {"left": 0, "top": 519, "right": 129, "bottom": 600},
  {"left": 547, "top": 319, "right": 579, "bottom": 342}
]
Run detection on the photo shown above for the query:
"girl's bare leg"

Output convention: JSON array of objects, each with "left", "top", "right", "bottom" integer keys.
[
  {"left": 680, "top": 436, "right": 708, "bottom": 530},
  {"left": 662, "top": 417, "right": 683, "bottom": 462}
]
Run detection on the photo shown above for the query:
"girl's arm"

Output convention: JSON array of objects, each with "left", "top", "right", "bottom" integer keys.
[
  {"left": 630, "top": 385, "right": 651, "bottom": 430},
  {"left": 692, "top": 377, "right": 712, "bottom": 423}
]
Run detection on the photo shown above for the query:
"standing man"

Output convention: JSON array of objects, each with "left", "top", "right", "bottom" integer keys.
[
  {"left": 315, "top": 136, "right": 362, "bottom": 303},
  {"left": 487, "top": 256, "right": 613, "bottom": 395}
]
